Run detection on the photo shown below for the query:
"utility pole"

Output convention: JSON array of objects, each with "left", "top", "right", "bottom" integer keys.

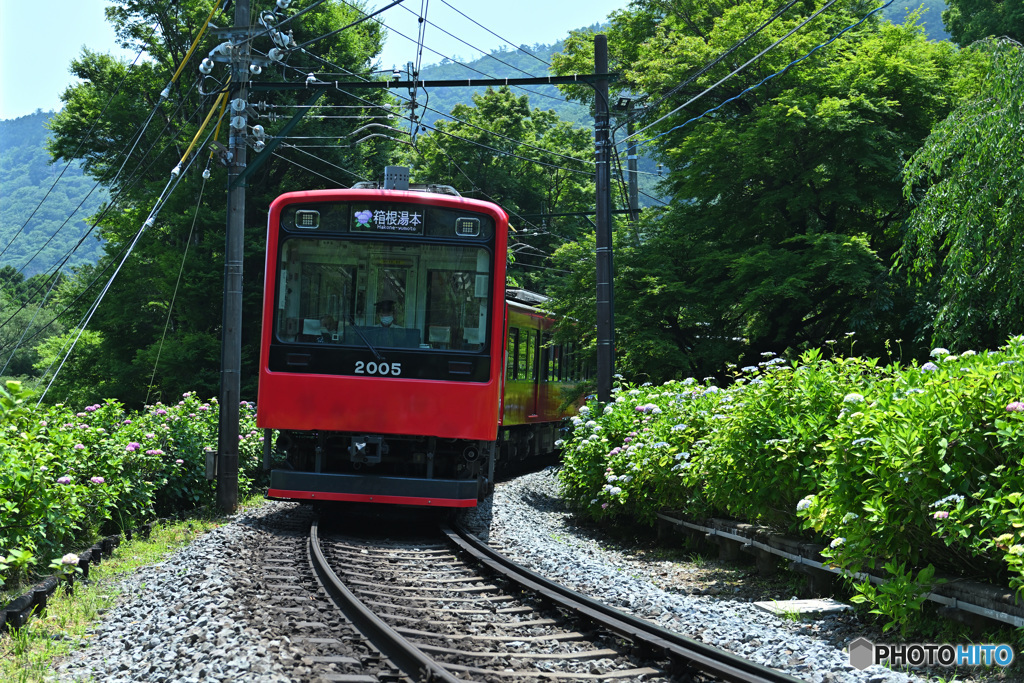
[
  {"left": 216, "top": 0, "right": 251, "bottom": 514},
  {"left": 594, "top": 35, "right": 614, "bottom": 404}
]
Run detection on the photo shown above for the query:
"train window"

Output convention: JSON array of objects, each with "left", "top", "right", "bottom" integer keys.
[
  {"left": 519, "top": 329, "right": 536, "bottom": 380},
  {"left": 516, "top": 329, "right": 528, "bottom": 379},
  {"left": 276, "top": 238, "right": 491, "bottom": 350},
  {"left": 506, "top": 328, "right": 519, "bottom": 380},
  {"left": 425, "top": 269, "right": 489, "bottom": 352}
]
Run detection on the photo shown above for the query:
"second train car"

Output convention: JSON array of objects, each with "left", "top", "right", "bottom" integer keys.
[{"left": 256, "top": 172, "right": 584, "bottom": 507}]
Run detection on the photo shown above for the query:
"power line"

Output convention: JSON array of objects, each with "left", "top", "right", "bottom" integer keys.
[
  {"left": 624, "top": 0, "right": 845, "bottom": 144},
  {"left": 393, "top": 0, "right": 538, "bottom": 78},
  {"left": 634, "top": 0, "right": 894, "bottom": 148},
  {"left": 332, "top": 0, "right": 569, "bottom": 105},
  {"left": 436, "top": 0, "right": 551, "bottom": 68},
  {"left": 37, "top": 118, "right": 218, "bottom": 404},
  {"left": 294, "top": 0, "right": 407, "bottom": 49},
  {"left": 619, "top": 0, "right": 802, "bottom": 133},
  {"left": 266, "top": 48, "right": 597, "bottom": 175},
  {"left": 0, "top": 83, "right": 214, "bottom": 334},
  {"left": 0, "top": 46, "right": 146, "bottom": 263}
]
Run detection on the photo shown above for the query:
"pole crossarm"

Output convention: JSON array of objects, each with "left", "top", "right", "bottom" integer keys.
[
  {"left": 249, "top": 73, "right": 618, "bottom": 91},
  {"left": 519, "top": 209, "right": 639, "bottom": 219}
]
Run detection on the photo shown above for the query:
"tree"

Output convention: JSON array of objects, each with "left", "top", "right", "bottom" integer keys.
[
  {"left": 943, "top": 0, "right": 1024, "bottom": 44},
  {"left": 43, "top": 0, "right": 391, "bottom": 407},
  {"left": 899, "top": 39, "right": 1024, "bottom": 350},
  {"left": 406, "top": 86, "right": 595, "bottom": 292},
  {"left": 549, "top": 0, "right": 981, "bottom": 380}
]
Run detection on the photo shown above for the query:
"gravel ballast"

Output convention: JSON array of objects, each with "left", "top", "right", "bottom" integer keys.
[
  {"left": 461, "top": 469, "right": 971, "bottom": 683},
  {"left": 55, "top": 502, "right": 309, "bottom": 683},
  {"left": 53, "top": 472, "right": 995, "bottom": 682}
]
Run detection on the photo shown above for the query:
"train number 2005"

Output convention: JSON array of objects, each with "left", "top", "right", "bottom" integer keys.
[{"left": 354, "top": 361, "right": 402, "bottom": 376}]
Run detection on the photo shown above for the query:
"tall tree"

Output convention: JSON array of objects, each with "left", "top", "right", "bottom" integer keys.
[
  {"left": 943, "top": 0, "right": 1024, "bottom": 44},
  {"left": 899, "top": 39, "right": 1024, "bottom": 350},
  {"left": 43, "top": 0, "right": 391, "bottom": 407},
  {"left": 406, "top": 86, "right": 595, "bottom": 292},
  {"left": 549, "top": 0, "right": 981, "bottom": 380}
]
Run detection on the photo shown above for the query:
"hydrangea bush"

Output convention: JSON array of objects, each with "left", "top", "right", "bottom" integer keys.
[
  {"left": 0, "top": 381, "right": 265, "bottom": 589},
  {"left": 559, "top": 336, "right": 1024, "bottom": 623}
]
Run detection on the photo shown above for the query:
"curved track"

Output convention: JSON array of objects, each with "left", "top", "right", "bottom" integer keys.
[{"left": 306, "top": 515, "right": 802, "bottom": 682}]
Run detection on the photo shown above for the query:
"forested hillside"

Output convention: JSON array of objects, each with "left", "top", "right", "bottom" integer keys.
[
  {"left": 0, "top": 111, "right": 106, "bottom": 276},
  {"left": 883, "top": 0, "right": 950, "bottom": 40},
  {"left": 417, "top": 30, "right": 595, "bottom": 129}
]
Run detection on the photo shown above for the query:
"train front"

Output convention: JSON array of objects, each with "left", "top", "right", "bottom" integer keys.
[{"left": 257, "top": 188, "right": 508, "bottom": 507}]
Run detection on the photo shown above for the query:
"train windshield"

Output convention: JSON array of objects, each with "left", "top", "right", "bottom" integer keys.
[{"left": 275, "top": 238, "right": 492, "bottom": 352}]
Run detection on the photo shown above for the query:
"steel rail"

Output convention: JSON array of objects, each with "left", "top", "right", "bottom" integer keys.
[
  {"left": 445, "top": 523, "right": 802, "bottom": 683},
  {"left": 308, "top": 517, "right": 462, "bottom": 683}
]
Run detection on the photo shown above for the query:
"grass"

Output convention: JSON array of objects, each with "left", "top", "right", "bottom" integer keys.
[{"left": 0, "top": 493, "right": 266, "bottom": 683}]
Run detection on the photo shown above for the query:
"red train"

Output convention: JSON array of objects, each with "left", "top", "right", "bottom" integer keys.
[{"left": 256, "top": 174, "right": 584, "bottom": 507}]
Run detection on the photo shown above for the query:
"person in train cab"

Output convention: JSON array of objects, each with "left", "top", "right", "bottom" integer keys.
[
  {"left": 318, "top": 315, "right": 337, "bottom": 342},
  {"left": 376, "top": 299, "right": 400, "bottom": 327}
]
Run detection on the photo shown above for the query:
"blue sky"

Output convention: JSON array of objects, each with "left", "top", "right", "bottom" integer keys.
[{"left": 0, "top": 0, "right": 628, "bottom": 121}]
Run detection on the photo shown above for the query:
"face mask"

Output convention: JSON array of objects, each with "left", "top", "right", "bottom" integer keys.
[{"left": 380, "top": 316, "right": 394, "bottom": 326}]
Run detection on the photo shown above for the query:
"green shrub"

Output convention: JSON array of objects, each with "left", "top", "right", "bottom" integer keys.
[
  {"left": 0, "top": 383, "right": 265, "bottom": 589},
  {"left": 558, "top": 335, "right": 1024, "bottom": 630}
]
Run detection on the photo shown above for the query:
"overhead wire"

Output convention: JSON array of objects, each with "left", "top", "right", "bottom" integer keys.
[
  {"left": 0, "top": 47, "right": 147, "bottom": 263},
  {"left": 272, "top": 150, "right": 362, "bottom": 185},
  {"left": 294, "top": 0, "right": 407, "bottom": 49},
  {"left": 269, "top": 47, "right": 597, "bottom": 174},
  {"left": 144, "top": 159, "right": 211, "bottom": 406},
  {"left": 331, "top": 0, "right": 569, "bottom": 105},
  {"left": 631, "top": 0, "right": 894, "bottom": 148},
  {"left": 623, "top": 0, "right": 845, "bottom": 144},
  {"left": 435, "top": 0, "right": 551, "bottom": 67},
  {"left": 393, "top": 0, "right": 537, "bottom": 78},
  {"left": 0, "top": 0, "right": 216, "bottom": 264},
  {"left": 618, "top": 0, "right": 803, "bottom": 133},
  {"left": 36, "top": 106, "right": 224, "bottom": 404},
  {"left": 0, "top": 80, "right": 220, "bottom": 338}
]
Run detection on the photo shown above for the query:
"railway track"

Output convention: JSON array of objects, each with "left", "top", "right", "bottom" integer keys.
[{"left": 304, "top": 513, "right": 803, "bottom": 683}]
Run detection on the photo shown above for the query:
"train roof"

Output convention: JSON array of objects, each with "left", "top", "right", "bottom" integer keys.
[{"left": 505, "top": 289, "right": 549, "bottom": 307}]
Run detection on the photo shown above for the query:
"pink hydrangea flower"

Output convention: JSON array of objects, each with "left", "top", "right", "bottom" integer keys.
[
  {"left": 933, "top": 511, "right": 949, "bottom": 520},
  {"left": 1007, "top": 402, "right": 1024, "bottom": 412},
  {"left": 57, "top": 476, "right": 71, "bottom": 484},
  {"left": 90, "top": 476, "right": 105, "bottom": 484}
]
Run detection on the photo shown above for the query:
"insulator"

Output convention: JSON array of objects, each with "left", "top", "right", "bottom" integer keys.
[
  {"left": 199, "top": 58, "right": 214, "bottom": 75},
  {"left": 170, "top": 165, "right": 181, "bottom": 178},
  {"left": 258, "top": 10, "right": 277, "bottom": 28},
  {"left": 230, "top": 116, "right": 246, "bottom": 130},
  {"left": 252, "top": 124, "right": 266, "bottom": 140},
  {"left": 268, "top": 47, "right": 285, "bottom": 62},
  {"left": 202, "top": 168, "right": 211, "bottom": 180},
  {"left": 253, "top": 140, "right": 266, "bottom": 153},
  {"left": 276, "top": 0, "right": 292, "bottom": 8},
  {"left": 305, "top": 73, "right": 317, "bottom": 86},
  {"left": 160, "top": 85, "right": 171, "bottom": 100},
  {"left": 231, "top": 98, "right": 247, "bottom": 112},
  {"left": 249, "top": 64, "right": 262, "bottom": 75}
]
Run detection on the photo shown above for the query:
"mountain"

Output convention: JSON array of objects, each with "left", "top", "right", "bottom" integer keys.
[
  {"left": 0, "top": 111, "right": 107, "bottom": 276},
  {"left": 416, "top": 28, "right": 597, "bottom": 130},
  {"left": 883, "top": 0, "right": 950, "bottom": 41}
]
